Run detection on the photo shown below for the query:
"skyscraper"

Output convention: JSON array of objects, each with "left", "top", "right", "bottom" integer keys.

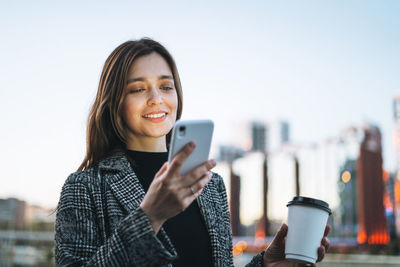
[
  {"left": 250, "top": 120, "right": 290, "bottom": 153},
  {"left": 357, "top": 125, "right": 389, "bottom": 245},
  {"left": 251, "top": 121, "right": 267, "bottom": 152}
]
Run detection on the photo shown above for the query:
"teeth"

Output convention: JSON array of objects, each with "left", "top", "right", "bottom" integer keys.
[{"left": 143, "top": 113, "right": 166, "bottom": 118}]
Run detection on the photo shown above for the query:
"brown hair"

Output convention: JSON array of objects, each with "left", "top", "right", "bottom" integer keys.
[{"left": 78, "top": 38, "right": 183, "bottom": 171}]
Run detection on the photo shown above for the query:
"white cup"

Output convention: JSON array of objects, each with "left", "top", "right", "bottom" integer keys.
[{"left": 285, "top": 196, "right": 331, "bottom": 264}]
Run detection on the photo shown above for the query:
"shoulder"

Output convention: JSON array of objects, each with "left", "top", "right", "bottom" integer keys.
[
  {"left": 60, "top": 166, "right": 101, "bottom": 200},
  {"left": 63, "top": 152, "right": 129, "bottom": 186},
  {"left": 58, "top": 169, "right": 98, "bottom": 212},
  {"left": 65, "top": 168, "right": 95, "bottom": 184},
  {"left": 60, "top": 167, "right": 97, "bottom": 194}
]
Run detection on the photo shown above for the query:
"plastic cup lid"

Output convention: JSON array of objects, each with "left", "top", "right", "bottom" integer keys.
[{"left": 287, "top": 196, "right": 332, "bottom": 215}]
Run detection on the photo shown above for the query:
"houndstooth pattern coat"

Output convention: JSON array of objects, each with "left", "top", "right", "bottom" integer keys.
[{"left": 55, "top": 152, "right": 264, "bottom": 266}]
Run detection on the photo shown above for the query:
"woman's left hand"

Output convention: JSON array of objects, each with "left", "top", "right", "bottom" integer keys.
[{"left": 263, "top": 223, "right": 330, "bottom": 267}]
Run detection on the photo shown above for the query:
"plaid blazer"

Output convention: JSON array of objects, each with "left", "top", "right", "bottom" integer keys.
[{"left": 55, "top": 153, "right": 264, "bottom": 266}]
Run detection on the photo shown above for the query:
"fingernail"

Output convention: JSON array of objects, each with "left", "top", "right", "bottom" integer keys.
[
  {"left": 209, "top": 159, "right": 216, "bottom": 166},
  {"left": 189, "top": 141, "right": 195, "bottom": 148}
]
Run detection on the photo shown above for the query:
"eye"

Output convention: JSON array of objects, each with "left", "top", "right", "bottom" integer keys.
[
  {"left": 129, "top": 88, "right": 144, "bottom": 94},
  {"left": 161, "top": 86, "right": 174, "bottom": 91}
]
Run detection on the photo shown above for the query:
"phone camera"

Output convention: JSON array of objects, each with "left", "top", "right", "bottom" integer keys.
[{"left": 178, "top": 126, "right": 186, "bottom": 137}]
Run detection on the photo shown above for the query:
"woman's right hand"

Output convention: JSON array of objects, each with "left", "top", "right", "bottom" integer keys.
[
  {"left": 263, "top": 224, "right": 331, "bottom": 267},
  {"left": 139, "top": 141, "right": 216, "bottom": 233}
]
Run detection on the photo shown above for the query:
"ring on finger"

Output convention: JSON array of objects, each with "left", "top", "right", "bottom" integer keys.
[{"left": 190, "top": 186, "right": 196, "bottom": 195}]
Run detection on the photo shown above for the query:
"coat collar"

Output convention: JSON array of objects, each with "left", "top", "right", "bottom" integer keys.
[{"left": 98, "top": 151, "right": 131, "bottom": 172}]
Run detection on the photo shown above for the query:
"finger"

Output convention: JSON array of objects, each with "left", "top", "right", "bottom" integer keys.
[
  {"left": 274, "top": 223, "right": 288, "bottom": 243},
  {"left": 186, "top": 172, "right": 212, "bottom": 197},
  {"left": 155, "top": 162, "right": 168, "bottom": 178},
  {"left": 316, "top": 245, "right": 326, "bottom": 262},
  {"left": 264, "top": 224, "right": 288, "bottom": 263},
  {"left": 322, "top": 237, "right": 330, "bottom": 252},
  {"left": 323, "top": 224, "right": 331, "bottom": 237},
  {"left": 194, "top": 188, "right": 203, "bottom": 198},
  {"left": 182, "top": 160, "right": 216, "bottom": 187},
  {"left": 168, "top": 142, "right": 196, "bottom": 175},
  {"left": 187, "top": 187, "right": 204, "bottom": 203}
]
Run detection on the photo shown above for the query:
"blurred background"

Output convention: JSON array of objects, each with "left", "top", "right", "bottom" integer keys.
[{"left": 1, "top": 0, "right": 399, "bottom": 266}]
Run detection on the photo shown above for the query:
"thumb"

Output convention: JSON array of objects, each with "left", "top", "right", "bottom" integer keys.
[
  {"left": 264, "top": 223, "right": 288, "bottom": 263},
  {"left": 273, "top": 223, "right": 288, "bottom": 244}
]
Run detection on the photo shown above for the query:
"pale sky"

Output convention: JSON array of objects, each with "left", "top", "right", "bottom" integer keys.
[{"left": 1, "top": 0, "right": 399, "bottom": 209}]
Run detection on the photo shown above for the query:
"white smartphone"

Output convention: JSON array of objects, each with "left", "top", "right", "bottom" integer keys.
[{"left": 168, "top": 120, "right": 214, "bottom": 176}]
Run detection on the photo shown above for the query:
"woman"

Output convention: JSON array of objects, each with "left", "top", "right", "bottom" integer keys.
[{"left": 55, "top": 38, "right": 330, "bottom": 267}]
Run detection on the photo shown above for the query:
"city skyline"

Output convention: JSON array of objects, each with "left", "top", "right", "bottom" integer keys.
[
  {"left": 215, "top": 120, "right": 363, "bottom": 225},
  {"left": 0, "top": 1, "right": 399, "bottom": 208}
]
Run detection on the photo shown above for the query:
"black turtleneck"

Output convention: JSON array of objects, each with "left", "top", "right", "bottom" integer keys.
[{"left": 126, "top": 150, "right": 213, "bottom": 267}]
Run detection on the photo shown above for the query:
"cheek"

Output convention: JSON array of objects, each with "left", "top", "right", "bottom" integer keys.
[
  {"left": 122, "top": 98, "right": 140, "bottom": 122},
  {"left": 167, "top": 92, "right": 178, "bottom": 114}
]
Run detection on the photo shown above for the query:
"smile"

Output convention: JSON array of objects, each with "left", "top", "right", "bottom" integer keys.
[{"left": 142, "top": 113, "right": 167, "bottom": 118}]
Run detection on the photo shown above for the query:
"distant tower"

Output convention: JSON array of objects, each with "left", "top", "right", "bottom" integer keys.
[
  {"left": 393, "top": 96, "right": 400, "bottom": 234},
  {"left": 280, "top": 121, "right": 290, "bottom": 144},
  {"left": 357, "top": 126, "right": 389, "bottom": 245},
  {"left": 254, "top": 154, "right": 270, "bottom": 238},
  {"left": 230, "top": 167, "right": 241, "bottom": 236},
  {"left": 249, "top": 120, "right": 270, "bottom": 237},
  {"left": 218, "top": 145, "right": 244, "bottom": 236},
  {"left": 338, "top": 159, "right": 358, "bottom": 237},
  {"left": 383, "top": 171, "right": 397, "bottom": 239},
  {"left": 394, "top": 96, "right": 400, "bottom": 179},
  {"left": 251, "top": 122, "right": 267, "bottom": 152},
  {"left": 262, "top": 154, "right": 269, "bottom": 236}
]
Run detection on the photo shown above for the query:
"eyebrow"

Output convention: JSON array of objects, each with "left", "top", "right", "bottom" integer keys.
[{"left": 126, "top": 75, "right": 173, "bottom": 84}]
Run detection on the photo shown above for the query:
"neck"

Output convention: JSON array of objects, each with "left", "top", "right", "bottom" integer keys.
[{"left": 126, "top": 136, "right": 167, "bottom": 152}]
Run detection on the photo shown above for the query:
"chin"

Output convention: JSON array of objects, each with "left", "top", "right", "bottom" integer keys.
[{"left": 147, "top": 127, "right": 171, "bottom": 138}]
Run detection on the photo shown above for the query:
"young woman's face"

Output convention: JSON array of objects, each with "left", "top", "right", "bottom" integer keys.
[{"left": 122, "top": 52, "right": 178, "bottom": 146}]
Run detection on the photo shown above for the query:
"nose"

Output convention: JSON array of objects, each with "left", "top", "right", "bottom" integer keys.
[{"left": 147, "top": 87, "right": 163, "bottom": 106}]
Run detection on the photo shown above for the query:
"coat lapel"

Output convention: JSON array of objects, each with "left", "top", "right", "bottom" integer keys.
[
  {"left": 197, "top": 174, "right": 220, "bottom": 266},
  {"left": 99, "top": 153, "right": 145, "bottom": 213}
]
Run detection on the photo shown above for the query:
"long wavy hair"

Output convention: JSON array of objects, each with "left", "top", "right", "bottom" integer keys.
[{"left": 78, "top": 38, "right": 183, "bottom": 171}]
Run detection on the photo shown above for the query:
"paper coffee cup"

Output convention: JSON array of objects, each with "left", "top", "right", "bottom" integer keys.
[{"left": 285, "top": 196, "right": 331, "bottom": 264}]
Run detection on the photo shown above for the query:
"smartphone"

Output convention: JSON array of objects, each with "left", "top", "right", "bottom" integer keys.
[{"left": 168, "top": 120, "right": 214, "bottom": 176}]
